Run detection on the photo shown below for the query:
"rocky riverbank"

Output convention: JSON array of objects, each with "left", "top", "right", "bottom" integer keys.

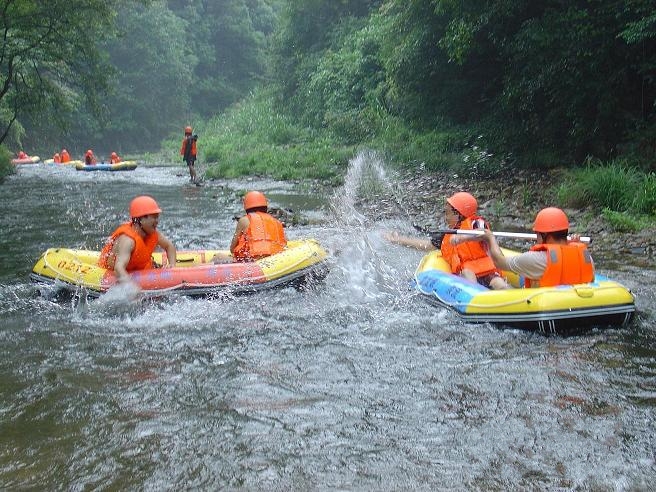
[{"left": 361, "top": 166, "right": 656, "bottom": 268}]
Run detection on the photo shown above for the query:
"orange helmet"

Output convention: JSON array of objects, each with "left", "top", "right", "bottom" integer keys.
[
  {"left": 129, "top": 195, "right": 162, "bottom": 219},
  {"left": 533, "top": 207, "right": 569, "bottom": 233},
  {"left": 447, "top": 192, "right": 477, "bottom": 218},
  {"left": 184, "top": 126, "right": 193, "bottom": 135},
  {"left": 243, "top": 191, "right": 268, "bottom": 211}
]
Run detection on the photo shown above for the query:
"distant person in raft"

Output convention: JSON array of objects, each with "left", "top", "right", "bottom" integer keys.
[
  {"left": 98, "top": 196, "right": 177, "bottom": 283},
  {"left": 17, "top": 151, "right": 28, "bottom": 159},
  {"left": 84, "top": 149, "right": 96, "bottom": 165},
  {"left": 180, "top": 125, "right": 198, "bottom": 184},
  {"left": 482, "top": 207, "right": 594, "bottom": 288},
  {"left": 60, "top": 149, "right": 71, "bottom": 163},
  {"left": 109, "top": 151, "right": 121, "bottom": 164},
  {"left": 52, "top": 152, "right": 61, "bottom": 163},
  {"left": 212, "top": 191, "right": 287, "bottom": 264},
  {"left": 385, "top": 191, "right": 509, "bottom": 290}
]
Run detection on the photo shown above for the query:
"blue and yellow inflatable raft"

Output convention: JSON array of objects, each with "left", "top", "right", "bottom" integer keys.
[{"left": 414, "top": 248, "right": 635, "bottom": 335}]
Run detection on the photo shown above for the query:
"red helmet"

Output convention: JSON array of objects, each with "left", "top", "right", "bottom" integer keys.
[
  {"left": 533, "top": 207, "right": 569, "bottom": 233},
  {"left": 129, "top": 196, "right": 162, "bottom": 219},
  {"left": 447, "top": 192, "right": 477, "bottom": 217},
  {"left": 243, "top": 191, "right": 268, "bottom": 211},
  {"left": 184, "top": 126, "right": 193, "bottom": 135}
]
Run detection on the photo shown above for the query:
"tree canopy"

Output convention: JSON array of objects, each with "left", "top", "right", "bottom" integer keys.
[
  {"left": 0, "top": 0, "right": 121, "bottom": 146},
  {"left": 3, "top": 0, "right": 655, "bottom": 167}
]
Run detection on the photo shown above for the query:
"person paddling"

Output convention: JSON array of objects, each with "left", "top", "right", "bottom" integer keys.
[
  {"left": 481, "top": 207, "right": 594, "bottom": 287},
  {"left": 98, "top": 196, "right": 177, "bottom": 283},
  {"left": 212, "top": 191, "right": 287, "bottom": 263},
  {"left": 385, "top": 191, "right": 508, "bottom": 289}
]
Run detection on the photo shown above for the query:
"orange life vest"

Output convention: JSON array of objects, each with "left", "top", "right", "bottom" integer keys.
[
  {"left": 440, "top": 217, "right": 499, "bottom": 277},
  {"left": 61, "top": 151, "right": 70, "bottom": 163},
  {"left": 180, "top": 137, "right": 197, "bottom": 160},
  {"left": 525, "top": 242, "right": 594, "bottom": 287},
  {"left": 53, "top": 154, "right": 61, "bottom": 163},
  {"left": 98, "top": 223, "right": 159, "bottom": 272},
  {"left": 232, "top": 212, "right": 287, "bottom": 261}
]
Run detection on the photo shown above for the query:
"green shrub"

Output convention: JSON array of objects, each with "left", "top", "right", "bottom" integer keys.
[
  {"left": 556, "top": 159, "right": 642, "bottom": 211},
  {"left": 0, "top": 146, "right": 13, "bottom": 180},
  {"left": 632, "top": 172, "right": 656, "bottom": 215},
  {"left": 601, "top": 208, "right": 648, "bottom": 233}
]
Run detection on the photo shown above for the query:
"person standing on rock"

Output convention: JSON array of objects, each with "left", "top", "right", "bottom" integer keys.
[{"left": 180, "top": 125, "right": 198, "bottom": 184}]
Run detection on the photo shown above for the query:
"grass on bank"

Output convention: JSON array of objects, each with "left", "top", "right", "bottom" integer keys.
[
  {"left": 555, "top": 158, "right": 656, "bottom": 232},
  {"left": 159, "top": 91, "right": 655, "bottom": 232}
]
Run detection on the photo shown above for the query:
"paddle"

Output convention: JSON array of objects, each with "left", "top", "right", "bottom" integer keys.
[{"left": 437, "top": 229, "right": 591, "bottom": 244}]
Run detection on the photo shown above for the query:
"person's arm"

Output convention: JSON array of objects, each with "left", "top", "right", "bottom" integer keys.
[
  {"left": 157, "top": 233, "right": 176, "bottom": 267},
  {"left": 383, "top": 231, "right": 435, "bottom": 251},
  {"left": 481, "top": 228, "right": 511, "bottom": 271},
  {"left": 112, "top": 235, "right": 136, "bottom": 283},
  {"left": 229, "top": 216, "right": 250, "bottom": 253}
]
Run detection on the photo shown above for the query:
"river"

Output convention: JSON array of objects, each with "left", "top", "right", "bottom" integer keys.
[{"left": 1, "top": 155, "right": 655, "bottom": 490}]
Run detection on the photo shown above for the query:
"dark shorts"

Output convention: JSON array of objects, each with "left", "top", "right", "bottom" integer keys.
[
  {"left": 477, "top": 272, "right": 501, "bottom": 288},
  {"left": 185, "top": 158, "right": 196, "bottom": 167}
]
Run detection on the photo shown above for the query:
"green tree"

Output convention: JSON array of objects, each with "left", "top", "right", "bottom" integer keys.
[
  {"left": 99, "top": 2, "right": 193, "bottom": 149},
  {"left": 0, "top": 0, "right": 125, "bottom": 147},
  {"left": 168, "top": 0, "right": 279, "bottom": 116}
]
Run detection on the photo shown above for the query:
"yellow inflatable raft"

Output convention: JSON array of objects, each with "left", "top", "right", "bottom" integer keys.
[
  {"left": 74, "top": 160, "right": 138, "bottom": 171},
  {"left": 31, "top": 239, "right": 329, "bottom": 298},
  {"left": 43, "top": 159, "right": 83, "bottom": 165},
  {"left": 414, "top": 249, "right": 635, "bottom": 335}
]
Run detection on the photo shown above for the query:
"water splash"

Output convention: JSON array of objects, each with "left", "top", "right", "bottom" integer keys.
[
  {"left": 324, "top": 151, "right": 413, "bottom": 304},
  {"left": 330, "top": 150, "right": 392, "bottom": 226}
]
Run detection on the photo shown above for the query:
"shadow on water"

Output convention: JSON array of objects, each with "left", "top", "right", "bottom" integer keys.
[{"left": 0, "top": 154, "right": 655, "bottom": 489}]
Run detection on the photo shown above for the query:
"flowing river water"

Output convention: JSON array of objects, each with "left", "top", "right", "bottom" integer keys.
[{"left": 1, "top": 154, "right": 655, "bottom": 490}]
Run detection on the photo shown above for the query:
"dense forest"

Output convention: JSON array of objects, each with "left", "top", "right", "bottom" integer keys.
[{"left": 1, "top": 0, "right": 655, "bottom": 173}]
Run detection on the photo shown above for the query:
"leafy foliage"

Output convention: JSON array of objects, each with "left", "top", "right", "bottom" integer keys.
[{"left": 0, "top": 0, "right": 121, "bottom": 147}]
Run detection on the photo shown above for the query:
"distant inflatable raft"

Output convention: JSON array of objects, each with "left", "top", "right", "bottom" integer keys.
[
  {"left": 31, "top": 239, "right": 329, "bottom": 298},
  {"left": 11, "top": 156, "right": 40, "bottom": 165},
  {"left": 75, "top": 160, "right": 138, "bottom": 171},
  {"left": 43, "top": 159, "right": 83, "bottom": 165}
]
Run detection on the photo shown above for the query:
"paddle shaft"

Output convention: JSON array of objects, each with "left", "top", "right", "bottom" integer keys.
[{"left": 438, "top": 229, "right": 591, "bottom": 244}]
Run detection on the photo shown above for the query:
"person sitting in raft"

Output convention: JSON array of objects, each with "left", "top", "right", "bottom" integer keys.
[
  {"left": 109, "top": 151, "right": 121, "bottom": 164},
  {"left": 60, "top": 149, "right": 71, "bottom": 163},
  {"left": 98, "top": 195, "right": 177, "bottom": 283},
  {"left": 17, "top": 151, "right": 28, "bottom": 159},
  {"left": 84, "top": 149, "right": 96, "bottom": 165},
  {"left": 385, "top": 191, "right": 508, "bottom": 290},
  {"left": 212, "top": 191, "right": 287, "bottom": 264},
  {"left": 53, "top": 152, "right": 61, "bottom": 163},
  {"left": 481, "top": 207, "right": 594, "bottom": 287}
]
